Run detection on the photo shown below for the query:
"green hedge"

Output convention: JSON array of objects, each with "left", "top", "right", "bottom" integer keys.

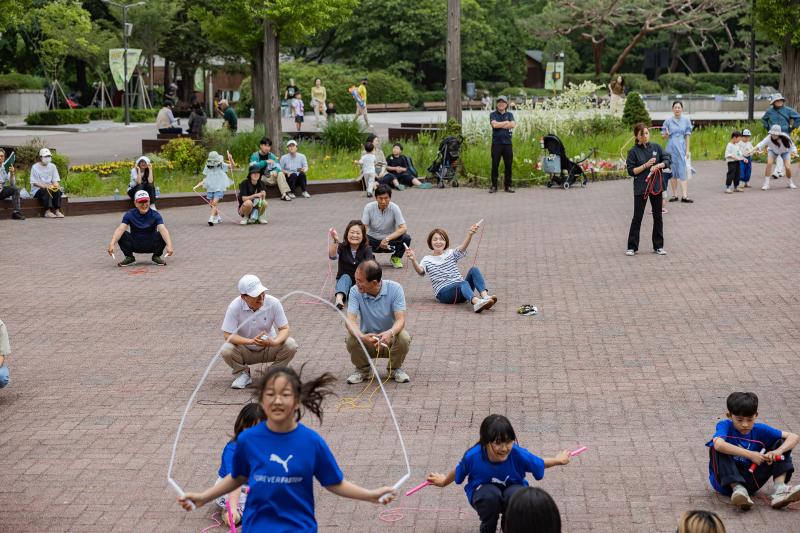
[
  {"left": 418, "top": 90, "right": 445, "bottom": 102},
  {"left": 25, "top": 109, "right": 91, "bottom": 125},
  {"left": 0, "top": 73, "right": 47, "bottom": 91},
  {"left": 87, "top": 108, "right": 119, "bottom": 120},
  {"left": 120, "top": 108, "right": 159, "bottom": 122}
]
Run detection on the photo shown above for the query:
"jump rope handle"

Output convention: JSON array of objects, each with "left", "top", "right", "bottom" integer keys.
[
  {"left": 749, "top": 448, "right": 767, "bottom": 473},
  {"left": 378, "top": 473, "right": 410, "bottom": 504},
  {"left": 475, "top": 219, "right": 484, "bottom": 227},
  {"left": 570, "top": 446, "right": 588, "bottom": 457},
  {"left": 169, "top": 478, "right": 196, "bottom": 510},
  {"left": 405, "top": 480, "right": 431, "bottom": 497}
]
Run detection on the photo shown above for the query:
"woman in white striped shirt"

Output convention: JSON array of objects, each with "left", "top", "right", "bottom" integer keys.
[{"left": 407, "top": 224, "right": 496, "bottom": 313}]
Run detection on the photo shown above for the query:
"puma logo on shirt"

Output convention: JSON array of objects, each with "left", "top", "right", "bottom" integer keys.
[
  {"left": 491, "top": 476, "right": 510, "bottom": 487},
  {"left": 269, "top": 453, "right": 294, "bottom": 473}
]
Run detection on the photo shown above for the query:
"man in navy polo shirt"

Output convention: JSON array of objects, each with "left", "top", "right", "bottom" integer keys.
[
  {"left": 489, "top": 95, "right": 516, "bottom": 193},
  {"left": 107, "top": 190, "right": 175, "bottom": 266}
]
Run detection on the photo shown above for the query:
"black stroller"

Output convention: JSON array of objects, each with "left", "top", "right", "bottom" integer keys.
[
  {"left": 426, "top": 136, "right": 461, "bottom": 188},
  {"left": 540, "top": 134, "right": 591, "bottom": 189}
]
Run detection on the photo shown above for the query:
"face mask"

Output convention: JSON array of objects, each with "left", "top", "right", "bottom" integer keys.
[{"left": 42, "top": 156, "right": 52, "bottom": 164}]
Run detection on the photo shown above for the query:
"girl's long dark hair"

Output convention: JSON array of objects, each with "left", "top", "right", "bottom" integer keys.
[
  {"left": 343, "top": 219, "right": 368, "bottom": 249},
  {"left": 232, "top": 403, "right": 266, "bottom": 441},
  {"left": 505, "top": 487, "right": 562, "bottom": 533},
  {"left": 471, "top": 414, "right": 517, "bottom": 459},
  {"left": 256, "top": 365, "right": 336, "bottom": 423},
  {"left": 773, "top": 135, "right": 791, "bottom": 149}
]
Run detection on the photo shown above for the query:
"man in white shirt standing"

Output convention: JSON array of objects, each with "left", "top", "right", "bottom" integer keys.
[{"left": 220, "top": 275, "right": 298, "bottom": 389}]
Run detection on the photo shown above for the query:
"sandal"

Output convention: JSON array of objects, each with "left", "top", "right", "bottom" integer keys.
[
  {"left": 668, "top": 196, "right": 679, "bottom": 202},
  {"left": 517, "top": 305, "right": 538, "bottom": 316}
]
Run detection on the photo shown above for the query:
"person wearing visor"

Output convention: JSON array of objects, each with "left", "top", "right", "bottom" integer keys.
[{"left": 107, "top": 190, "right": 174, "bottom": 266}]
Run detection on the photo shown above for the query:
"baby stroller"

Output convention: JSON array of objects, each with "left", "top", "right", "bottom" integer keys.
[
  {"left": 541, "top": 134, "right": 590, "bottom": 189},
  {"left": 426, "top": 136, "right": 461, "bottom": 188}
]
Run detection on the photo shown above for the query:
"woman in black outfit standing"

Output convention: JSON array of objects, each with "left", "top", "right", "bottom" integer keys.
[
  {"left": 328, "top": 220, "right": 374, "bottom": 309},
  {"left": 626, "top": 123, "right": 671, "bottom": 256}
]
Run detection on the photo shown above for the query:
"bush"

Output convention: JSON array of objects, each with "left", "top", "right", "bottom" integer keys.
[
  {"left": 25, "top": 109, "right": 91, "bottom": 125},
  {"left": 160, "top": 137, "right": 206, "bottom": 173},
  {"left": 573, "top": 115, "right": 624, "bottom": 136},
  {"left": 693, "top": 82, "right": 728, "bottom": 95},
  {"left": 657, "top": 73, "right": 695, "bottom": 93},
  {"left": 13, "top": 137, "right": 69, "bottom": 177},
  {"left": 322, "top": 117, "right": 366, "bottom": 152},
  {"left": 622, "top": 92, "right": 650, "bottom": 127},
  {"left": 239, "top": 76, "right": 252, "bottom": 112},
  {"left": 565, "top": 73, "right": 658, "bottom": 94},
  {"left": 418, "top": 90, "right": 445, "bottom": 102},
  {"left": 87, "top": 108, "right": 119, "bottom": 120},
  {"left": 123, "top": 108, "right": 159, "bottom": 122},
  {"left": 0, "top": 73, "right": 47, "bottom": 91}
]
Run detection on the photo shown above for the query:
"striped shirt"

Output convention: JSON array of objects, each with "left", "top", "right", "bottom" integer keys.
[{"left": 419, "top": 249, "right": 466, "bottom": 296}]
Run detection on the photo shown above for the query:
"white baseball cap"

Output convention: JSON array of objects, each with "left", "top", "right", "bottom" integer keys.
[
  {"left": 286, "top": 139, "right": 298, "bottom": 147},
  {"left": 742, "top": 129, "right": 751, "bottom": 137},
  {"left": 39, "top": 148, "right": 52, "bottom": 157},
  {"left": 134, "top": 190, "right": 151, "bottom": 203},
  {"left": 238, "top": 274, "right": 268, "bottom": 297}
]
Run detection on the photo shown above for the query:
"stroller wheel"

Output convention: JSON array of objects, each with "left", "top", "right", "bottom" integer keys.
[
  {"left": 546, "top": 181, "right": 553, "bottom": 188},
  {"left": 581, "top": 179, "right": 587, "bottom": 188},
  {"left": 563, "top": 181, "right": 571, "bottom": 189},
  {"left": 452, "top": 179, "right": 459, "bottom": 187}
]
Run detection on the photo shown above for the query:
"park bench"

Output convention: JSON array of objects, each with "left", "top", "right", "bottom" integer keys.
[{"left": 156, "top": 132, "right": 201, "bottom": 140}]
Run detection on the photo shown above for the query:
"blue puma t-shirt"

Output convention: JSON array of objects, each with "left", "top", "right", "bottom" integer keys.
[
  {"left": 231, "top": 422, "right": 344, "bottom": 532},
  {"left": 455, "top": 443, "right": 545, "bottom": 504},
  {"left": 706, "top": 419, "right": 783, "bottom": 493}
]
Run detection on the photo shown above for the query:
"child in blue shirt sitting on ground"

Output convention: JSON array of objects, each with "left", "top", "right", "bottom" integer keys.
[
  {"left": 707, "top": 391, "right": 800, "bottom": 510},
  {"left": 215, "top": 402, "right": 265, "bottom": 527},
  {"left": 426, "top": 414, "right": 571, "bottom": 533}
]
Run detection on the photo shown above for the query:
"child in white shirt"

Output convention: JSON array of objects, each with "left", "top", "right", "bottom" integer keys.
[
  {"left": 724, "top": 131, "right": 744, "bottom": 193},
  {"left": 354, "top": 141, "right": 377, "bottom": 197},
  {"left": 193, "top": 151, "right": 233, "bottom": 225}
]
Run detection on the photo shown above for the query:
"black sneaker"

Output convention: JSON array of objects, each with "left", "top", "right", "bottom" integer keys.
[
  {"left": 668, "top": 196, "right": 679, "bottom": 202},
  {"left": 11, "top": 211, "right": 26, "bottom": 220},
  {"left": 117, "top": 256, "right": 136, "bottom": 267},
  {"left": 681, "top": 197, "right": 694, "bottom": 203},
  {"left": 489, "top": 186, "right": 497, "bottom": 193},
  {"left": 505, "top": 187, "right": 516, "bottom": 193},
  {"left": 151, "top": 255, "right": 167, "bottom": 266}
]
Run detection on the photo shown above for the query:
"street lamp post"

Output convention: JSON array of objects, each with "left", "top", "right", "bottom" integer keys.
[
  {"left": 102, "top": 0, "right": 146, "bottom": 126},
  {"left": 748, "top": 0, "right": 756, "bottom": 121}
]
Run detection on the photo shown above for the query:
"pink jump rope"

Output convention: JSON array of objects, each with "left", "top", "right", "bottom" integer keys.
[
  {"left": 749, "top": 448, "right": 784, "bottom": 473},
  {"left": 404, "top": 446, "right": 588, "bottom": 497}
]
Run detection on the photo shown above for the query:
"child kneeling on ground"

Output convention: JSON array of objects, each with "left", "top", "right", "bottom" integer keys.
[{"left": 707, "top": 391, "right": 800, "bottom": 510}]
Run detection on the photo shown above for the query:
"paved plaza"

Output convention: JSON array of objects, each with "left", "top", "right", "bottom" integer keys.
[{"left": 1, "top": 161, "right": 799, "bottom": 532}]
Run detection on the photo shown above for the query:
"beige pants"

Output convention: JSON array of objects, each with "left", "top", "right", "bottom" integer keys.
[
  {"left": 346, "top": 330, "right": 411, "bottom": 373},
  {"left": 220, "top": 339, "right": 298, "bottom": 376},
  {"left": 262, "top": 171, "right": 290, "bottom": 196}
]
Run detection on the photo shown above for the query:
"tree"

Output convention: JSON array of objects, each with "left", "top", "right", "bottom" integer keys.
[
  {"left": 193, "top": 0, "right": 357, "bottom": 152},
  {"left": 529, "top": 0, "right": 740, "bottom": 75},
  {"left": 756, "top": 0, "right": 800, "bottom": 108},
  {"left": 0, "top": 0, "right": 31, "bottom": 33},
  {"left": 622, "top": 91, "right": 650, "bottom": 126}
]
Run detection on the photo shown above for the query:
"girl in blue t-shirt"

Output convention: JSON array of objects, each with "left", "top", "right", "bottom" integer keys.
[
  {"left": 179, "top": 366, "right": 396, "bottom": 532},
  {"left": 214, "top": 402, "right": 265, "bottom": 528},
  {"left": 426, "top": 414, "right": 571, "bottom": 533}
]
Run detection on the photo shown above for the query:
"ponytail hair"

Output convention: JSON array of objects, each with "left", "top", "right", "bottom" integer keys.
[
  {"left": 232, "top": 402, "right": 266, "bottom": 441},
  {"left": 255, "top": 365, "right": 336, "bottom": 424},
  {"left": 778, "top": 135, "right": 791, "bottom": 149}
]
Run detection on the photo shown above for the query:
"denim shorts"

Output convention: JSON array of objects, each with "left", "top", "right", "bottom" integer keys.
[
  {"left": 768, "top": 149, "right": 791, "bottom": 163},
  {"left": 207, "top": 191, "right": 224, "bottom": 201}
]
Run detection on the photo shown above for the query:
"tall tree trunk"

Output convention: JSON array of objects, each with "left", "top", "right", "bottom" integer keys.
[
  {"left": 75, "top": 60, "right": 89, "bottom": 104},
  {"left": 669, "top": 33, "right": 681, "bottom": 73},
  {"left": 148, "top": 55, "right": 155, "bottom": 92},
  {"left": 609, "top": 29, "right": 649, "bottom": 75},
  {"left": 263, "top": 18, "right": 282, "bottom": 155},
  {"left": 687, "top": 35, "right": 712, "bottom": 73},
  {"left": 252, "top": 47, "right": 265, "bottom": 125},
  {"left": 780, "top": 37, "right": 800, "bottom": 110},
  {"left": 592, "top": 40, "right": 605, "bottom": 77},
  {"left": 164, "top": 58, "right": 171, "bottom": 90},
  {"left": 446, "top": 0, "right": 462, "bottom": 124}
]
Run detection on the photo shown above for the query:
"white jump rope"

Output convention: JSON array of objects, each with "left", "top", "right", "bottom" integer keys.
[{"left": 167, "top": 290, "right": 411, "bottom": 508}]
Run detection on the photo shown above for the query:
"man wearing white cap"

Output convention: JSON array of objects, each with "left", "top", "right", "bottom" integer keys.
[
  {"left": 107, "top": 190, "right": 174, "bottom": 266},
  {"left": 30, "top": 148, "right": 64, "bottom": 218},
  {"left": 279, "top": 140, "right": 310, "bottom": 198},
  {"left": 749, "top": 125, "right": 797, "bottom": 190},
  {"left": 761, "top": 94, "right": 799, "bottom": 179},
  {"left": 220, "top": 275, "right": 298, "bottom": 389}
]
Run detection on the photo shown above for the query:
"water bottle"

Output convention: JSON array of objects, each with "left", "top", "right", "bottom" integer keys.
[
  {"left": 114, "top": 188, "right": 120, "bottom": 200},
  {"left": 155, "top": 186, "right": 161, "bottom": 198}
]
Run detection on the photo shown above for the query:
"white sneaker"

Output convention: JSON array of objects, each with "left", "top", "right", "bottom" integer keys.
[
  {"left": 54, "top": 210, "right": 65, "bottom": 218},
  {"left": 302, "top": 191, "right": 311, "bottom": 198},
  {"left": 771, "top": 484, "right": 800, "bottom": 509},
  {"left": 654, "top": 248, "right": 667, "bottom": 255},
  {"left": 473, "top": 297, "right": 494, "bottom": 313},
  {"left": 762, "top": 181, "right": 770, "bottom": 190},
  {"left": 214, "top": 216, "right": 221, "bottom": 224},
  {"left": 625, "top": 249, "right": 635, "bottom": 256},
  {"left": 240, "top": 219, "right": 248, "bottom": 225},
  {"left": 258, "top": 216, "right": 269, "bottom": 224},
  {"left": 731, "top": 485, "right": 753, "bottom": 510},
  {"left": 789, "top": 180, "right": 797, "bottom": 189},
  {"left": 391, "top": 368, "right": 410, "bottom": 383},
  {"left": 288, "top": 192, "right": 296, "bottom": 199},
  {"left": 44, "top": 211, "right": 57, "bottom": 218},
  {"left": 725, "top": 187, "right": 733, "bottom": 194},
  {"left": 231, "top": 372, "right": 252, "bottom": 389},
  {"left": 346, "top": 370, "right": 367, "bottom": 384},
  {"left": 208, "top": 216, "right": 215, "bottom": 226}
]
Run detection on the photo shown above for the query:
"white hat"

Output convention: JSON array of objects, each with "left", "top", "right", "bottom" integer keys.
[
  {"left": 206, "top": 151, "right": 224, "bottom": 167},
  {"left": 238, "top": 274, "right": 268, "bottom": 297},
  {"left": 286, "top": 139, "right": 297, "bottom": 147},
  {"left": 742, "top": 129, "right": 751, "bottom": 137},
  {"left": 39, "top": 148, "right": 52, "bottom": 157},
  {"left": 769, "top": 93, "right": 785, "bottom": 105},
  {"left": 134, "top": 190, "right": 151, "bottom": 203},
  {"left": 768, "top": 124, "right": 789, "bottom": 138}
]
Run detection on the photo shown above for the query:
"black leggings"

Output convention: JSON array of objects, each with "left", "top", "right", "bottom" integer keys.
[
  {"left": 627, "top": 193, "right": 663, "bottom": 252},
  {"left": 34, "top": 188, "right": 62, "bottom": 210}
]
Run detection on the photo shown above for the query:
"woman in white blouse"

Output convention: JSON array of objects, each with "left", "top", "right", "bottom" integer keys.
[{"left": 29, "top": 148, "right": 64, "bottom": 218}]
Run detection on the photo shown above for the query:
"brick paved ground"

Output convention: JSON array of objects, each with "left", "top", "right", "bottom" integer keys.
[{"left": 1, "top": 161, "right": 798, "bottom": 532}]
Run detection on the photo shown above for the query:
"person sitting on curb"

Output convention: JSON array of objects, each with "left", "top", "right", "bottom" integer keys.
[
  {"left": 220, "top": 274, "right": 298, "bottom": 389},
  {"left": 30, "top": 148, "right": 64, "bottom": 218},
  {"left": 128, "top": 156, "right": 157, "bottom": 209},
  {"left": 0, "top": 149, "right": 25, "bottom": 220},
  {"left": 381, "top": 143, "right": 426, "bottom": 190},
  {"left": 344, "top": 260, "right": 411, "bottom": 384},
  {"left": 279, "top": 140, "right": 311, "bottom": 198},
  {"left": 0, "top": 319, "right": 11, "bottom": 389},
  {"left": 107, "top": 190, "right": 174, "bottom": 266},
  {"left": 249, "top": 137, "right": 292, "bottom": 202},
  {"left": 407, "top": 224, "right": 496, "bottom": 313},
  {"left": 238, "top": 163, "right": 269, "bottom": 225},
  {"left": 156, "top": 100, "right": 182, "bottom": 134},
  {"left": 361, "top": 185, "right": 411, "bottom": 269}
]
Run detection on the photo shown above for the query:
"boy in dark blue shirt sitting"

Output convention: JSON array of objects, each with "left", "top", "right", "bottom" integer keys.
[{"left": 707, "top": 392, "right": 800, "bottom": 509}]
